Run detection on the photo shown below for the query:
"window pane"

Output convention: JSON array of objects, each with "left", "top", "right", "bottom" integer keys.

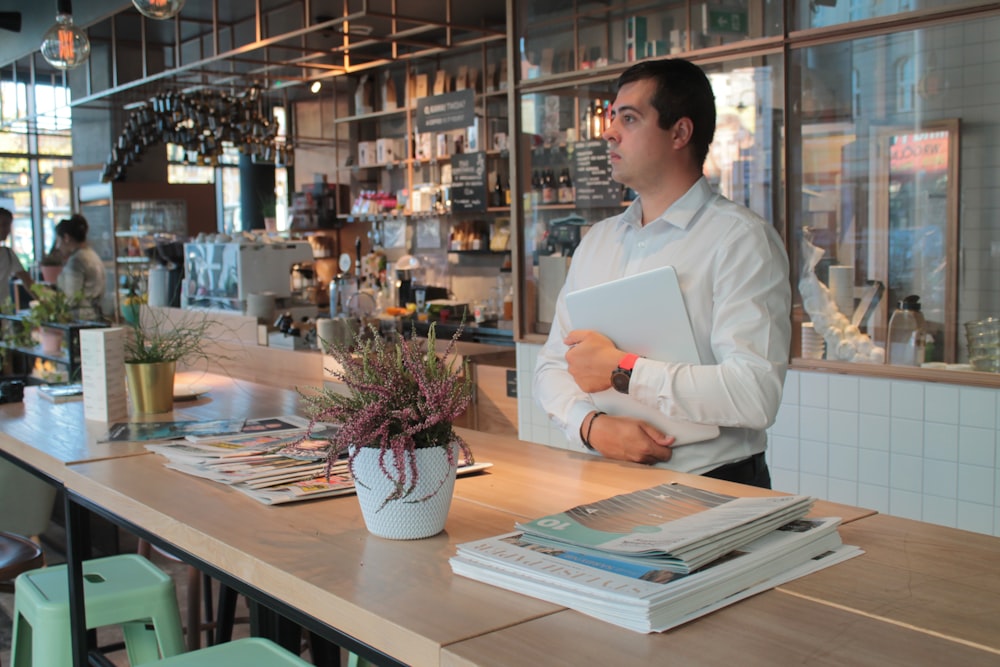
[
  {"left": 788, "top": 17, "right": 1000, "bottom": 372},
  {"left": 0, "top": 129, "right": 28, "bottom": 153},
  {"left": 792, "top": 0, "right": 968, "bottom": 31},
  {"left": 519, "top": 56, "right": 784, "bottom": 336},
  {"left": 38, "top": 158, "right": 72, "bottom": 254},
  {"left": 38, "top": 133, "right": 72, "bottom": 156}
]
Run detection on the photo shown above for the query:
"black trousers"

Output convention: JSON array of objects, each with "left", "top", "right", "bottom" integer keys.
[{"left": 703, "top": 452, "right": 771, "bottom": 489}]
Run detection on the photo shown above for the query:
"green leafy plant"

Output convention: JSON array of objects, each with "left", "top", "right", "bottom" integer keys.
[
  {"left": 24, "top": 284, "right": 80, "bottom": 328},
  {"left": 123, "top": 307, "right": 218, "bottom": 365},
  {"left": 1, "top": 297, "right": 34, "bottom": 357},
  {"left": 258, "top": 192, "right": 277, "bottom": 219},
  {"left": 300, "top": 323, "right": 473, "bottom": 506}
]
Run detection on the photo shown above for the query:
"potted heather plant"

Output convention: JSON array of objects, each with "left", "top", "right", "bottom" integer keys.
[{"left": 301, "top": 323, "right": 473, "bottom": 540}]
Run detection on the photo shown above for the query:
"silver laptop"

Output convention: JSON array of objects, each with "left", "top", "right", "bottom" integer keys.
[{"left": 565, "top": 266, "right": 720, "bottom": 445}]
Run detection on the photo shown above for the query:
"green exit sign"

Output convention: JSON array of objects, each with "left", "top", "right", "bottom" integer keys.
[{"left": 705, "top": 8, "right": 748, "bottom": 35}]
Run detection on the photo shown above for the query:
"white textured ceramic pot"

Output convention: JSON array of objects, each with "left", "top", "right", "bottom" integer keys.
[{"left": 351, "top": 443, "right": 458, "bottom": 540}]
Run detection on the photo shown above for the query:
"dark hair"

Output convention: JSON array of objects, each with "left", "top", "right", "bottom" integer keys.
[
  {"left": 55, "top": 213, "right": 90, "bottom": 243},
  {"left": 0, "top": 207, "right": 11, "bottom": 222},
  {"left": 616, "top": 58, "right": 716, "bottom": 167}
]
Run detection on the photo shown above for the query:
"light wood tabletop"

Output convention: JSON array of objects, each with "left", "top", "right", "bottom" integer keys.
[
  {"left": 9, "top": 373, "right": 992, "bottom": 667},
  {"left": 0, "top": 373, "right": 306, "bottom": 477},
  {"left": 451, "top": 427, "right": 876, "bottom": 524},
  {"left": 65, "top": 453, "right": 560, "bottom": 667},
  {"left": 440, "top": 584, "right": 1000, "bottom": 667},
  {"left": 777, "top": 513, "right": 1000, "bottom": 653}
]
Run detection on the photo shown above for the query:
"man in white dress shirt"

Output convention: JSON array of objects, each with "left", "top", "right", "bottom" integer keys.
[{"left": 534, "top": 58, "right": 791, "bottom": 488}]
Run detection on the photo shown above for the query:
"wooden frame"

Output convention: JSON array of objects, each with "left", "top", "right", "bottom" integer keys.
[{"left": 869, "top": 118, "right": 960, "bottom": 362}]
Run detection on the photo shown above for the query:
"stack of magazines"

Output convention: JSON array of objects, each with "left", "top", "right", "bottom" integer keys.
[
  {"left": 143, "top": 415, "right": 494, "bottom": 505},
  {"left": 450, "top": 483, "right": 862, "bottom": 633},
  {"left": 145, "top": 425, "right": 355, "bottom": 505}
]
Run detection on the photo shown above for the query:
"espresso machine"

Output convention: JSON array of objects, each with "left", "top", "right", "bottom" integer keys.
[{"left": 182, "top": 240, "right": 318, "bottom": 322}]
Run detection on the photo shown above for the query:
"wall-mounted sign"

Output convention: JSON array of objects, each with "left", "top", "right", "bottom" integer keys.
[
  {"left": 572, "top": 140, "right": 621, "bottom": 208},
  {"left": 415, "top": 89, "right": 476, "bottom": 134},
  {"left": 450, "top": 152, "right": 487, "bottom": 212},
  {"left": 704, "top": 7, "right": 748, "bottom": 35}
]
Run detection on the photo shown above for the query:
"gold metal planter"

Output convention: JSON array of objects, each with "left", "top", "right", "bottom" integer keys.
[{"left": 125, "top": 360, "right": 175, "bottom": 414}]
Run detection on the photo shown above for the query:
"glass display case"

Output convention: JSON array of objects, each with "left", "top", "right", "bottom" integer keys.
[{"left": 76, "top": 182, "right": 216, "bottom": 321}]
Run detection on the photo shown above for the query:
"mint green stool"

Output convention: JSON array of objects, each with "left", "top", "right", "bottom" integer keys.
[
  {"left": 11, "top": 553, "right": 185, "bottom": 666},
  {"left": 139, "top": 637, "right": 311, "bottom": 665}
]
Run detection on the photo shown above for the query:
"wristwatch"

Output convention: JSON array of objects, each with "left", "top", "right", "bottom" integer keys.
[{"left": 611, "top": 353, "right": 639, "bottom": 394}]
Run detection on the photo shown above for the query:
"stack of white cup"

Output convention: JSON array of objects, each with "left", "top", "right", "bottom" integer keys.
[{"left": 801, "top": 322, "right": 825, "bottom": 359}]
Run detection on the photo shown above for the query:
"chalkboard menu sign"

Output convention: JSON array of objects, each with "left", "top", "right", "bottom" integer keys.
[
  {"left": 450, "top": 152, "right": 487, "bottom": 212},
  {"left": 572, "top": 140, "right": 621, "bottom": 208}
]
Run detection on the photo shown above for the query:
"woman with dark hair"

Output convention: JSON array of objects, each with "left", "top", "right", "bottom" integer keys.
[{"left": 55, "top": 214, "right": 106, "bottom": 321}]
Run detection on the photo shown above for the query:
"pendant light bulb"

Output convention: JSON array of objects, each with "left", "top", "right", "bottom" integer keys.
[
  {"left": 40, "top": 12, "right": 90, "bottom": 70},
  {"left": 132, "top": 0, "right": 186, "bottom": 20}
]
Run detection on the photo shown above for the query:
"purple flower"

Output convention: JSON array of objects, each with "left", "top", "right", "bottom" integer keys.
[{"left": 301, "top": 322, "right": 473, "bottom": 506}]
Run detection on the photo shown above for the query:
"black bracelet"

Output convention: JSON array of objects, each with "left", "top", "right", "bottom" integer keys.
[{"left": 582, "top": 411, "right": 606, "bottom": 451}]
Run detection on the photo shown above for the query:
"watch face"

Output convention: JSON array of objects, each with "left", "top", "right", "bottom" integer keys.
[{"left": 611, "top": 369, "right": 631, "bottom": 394}]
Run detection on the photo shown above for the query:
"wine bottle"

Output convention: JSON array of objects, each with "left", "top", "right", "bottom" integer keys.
[
  {"left": 558, "top": 168, "right": 574, "bottom": 203},
  {"left": 542, "top": 169, "right": 556, "bottom": 204},
  {"left": 591, "top": 101, "right": 604, "bottom": 140},
  {"left": 493, "top": 172, "right": 504, "bottom": 207}
]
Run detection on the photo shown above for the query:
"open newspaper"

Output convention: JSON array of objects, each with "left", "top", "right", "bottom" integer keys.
[
  {"left": 515, "top": 483, "right": 814, "bottom": 573},
  {"left": 452, "top": 517, "right": 860, "bottom": 633},
  {"left": 145, "top": 419, "right": 493, "bottom": 505}
]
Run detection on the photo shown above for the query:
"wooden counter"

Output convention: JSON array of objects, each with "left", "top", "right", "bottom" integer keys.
[
  {"left": 4, "top": 375, "right": 999, "bottom": 666},
  {"left": 779, "top": 513, "right": 1000, "bottom": 652},
  {"left": 441, "top": 586, "right": 1000, "bottom": 666}
]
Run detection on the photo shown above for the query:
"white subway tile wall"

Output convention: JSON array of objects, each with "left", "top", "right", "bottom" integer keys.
[{"left": 516, "top": 342, "right": 1000, "bottom": 536}]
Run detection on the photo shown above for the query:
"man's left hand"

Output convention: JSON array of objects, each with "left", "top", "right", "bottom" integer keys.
[{"left": 564, "top": 330, "right": 623, "bottom": 393}]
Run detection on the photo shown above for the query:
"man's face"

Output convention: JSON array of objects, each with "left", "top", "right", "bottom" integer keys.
[{"left": 603, "top": 78, "right": 674, "bottom": 191}]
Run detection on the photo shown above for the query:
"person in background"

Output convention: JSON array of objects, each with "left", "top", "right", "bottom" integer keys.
[
  {"left": 0, "top": 207, "right": 34, "bottom": 303},
  {"left": 533, "top": 58, "right": 791, "bottom": 489},
  {"left": 55, "top": 214, "right": 106, "bottom": 321}
]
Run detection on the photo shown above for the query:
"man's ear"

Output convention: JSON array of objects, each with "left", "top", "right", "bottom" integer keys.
[{"left": 671, "top": 117, "right": 694, "bottom": 149}]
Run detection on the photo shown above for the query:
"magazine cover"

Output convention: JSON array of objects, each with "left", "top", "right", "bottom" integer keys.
[
  {"left": 101, "top": 418, "right": 247, "bottom": 443},
  {"left": 515, "top": 482, "right": 813, "bottom": 572},
  {"left": 185, "top": 415, "right": 315, "bottom": 441}
]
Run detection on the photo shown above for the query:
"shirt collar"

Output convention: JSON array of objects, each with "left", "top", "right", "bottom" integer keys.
[{"left": 619, "top": 177, "right": 714, "bottom": 231}]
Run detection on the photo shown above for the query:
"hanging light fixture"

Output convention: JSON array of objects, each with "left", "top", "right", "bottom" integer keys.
[
  {"left": 39, "top": 0, "right": 90, "bottom": 70},
  {"left": 132, "top": 0, "right": 186, "bottom": 21},
  {"left": 310, "top": 81, "right": 322, "bottom": 94}
]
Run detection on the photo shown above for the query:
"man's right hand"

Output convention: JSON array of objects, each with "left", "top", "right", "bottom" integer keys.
[{"left": 587, "top": 412, "right": 675, "bottom": 465}]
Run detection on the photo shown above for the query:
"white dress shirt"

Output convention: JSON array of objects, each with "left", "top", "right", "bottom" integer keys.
[{"left": 534, "top": 177, "right": 791, "bottom": 474}]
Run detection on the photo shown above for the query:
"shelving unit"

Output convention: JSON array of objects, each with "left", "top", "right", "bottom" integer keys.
[
  {"left": 0, "top": 314, "right": 107, "bottom": 382},
  {"left": 312, "top": 38, "right": 516, "bottom": 321}
]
